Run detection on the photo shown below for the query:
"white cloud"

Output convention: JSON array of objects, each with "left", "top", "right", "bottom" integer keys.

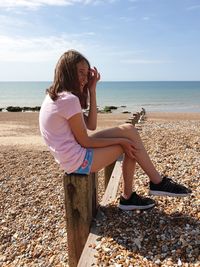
[
  {"left": 0, "top": 0, "right": 117, "bottom": 9},
  {"left": 142, "top": 16, "right": 150, "bottom": 21},
  {"left": 119, "top": 16, "right": 135, "bottom": 22},
  {"left": 0, "top": 34, "right": 91, "bottom": 62},
  {"left": 187, "top": 5, "right": 200, "bottom": 11},
  {"left": 0, "top": 14, "right": 29, "bottom": 28},
  {"left": 0, "top": 0, "right": 68, "bottom": 9},
  {"left": 0, "top": 0, "right": 76, "bottom": 8}
]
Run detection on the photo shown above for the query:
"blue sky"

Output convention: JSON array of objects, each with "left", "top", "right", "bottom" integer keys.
[{"left": 0, "top": 0, "right": 200, "bottom": 81}]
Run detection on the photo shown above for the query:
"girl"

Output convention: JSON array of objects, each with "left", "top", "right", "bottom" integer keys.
[{"left": 39, "top": 50, "right": 191, "bottom": 211}]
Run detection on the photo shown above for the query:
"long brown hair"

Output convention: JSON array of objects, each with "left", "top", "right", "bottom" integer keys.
[{"left": 46, "top": 50, "right": 90, "bottom": 109}]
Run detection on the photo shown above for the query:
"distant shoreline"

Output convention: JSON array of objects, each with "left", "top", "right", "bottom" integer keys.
[
  {"left": 1, "top": 81, "right": 200, "bottom": 113},
  {"left": 1, "top": 105, "right": 200, "bottom": 116}
]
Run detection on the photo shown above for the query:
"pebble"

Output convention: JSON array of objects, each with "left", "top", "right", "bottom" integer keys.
[
  {"left": 95, "top": 120, "right": 200, "bottom": 267},
  {"left": 178, "top": 258, "right": 183, "bottom": 266},
  {"left": 1, "top": 119, "right": 200, "bottom": 266}
]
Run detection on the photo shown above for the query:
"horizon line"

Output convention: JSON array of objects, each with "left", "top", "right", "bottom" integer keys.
[{"left": 0, "top": 80, "right": 200, "bottom": 83}]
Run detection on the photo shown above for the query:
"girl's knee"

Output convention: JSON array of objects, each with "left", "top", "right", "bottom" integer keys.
[
  {"left": 119, "top": 123, "right": 137, "bottom": 134},
  {"left": 118, "top": 123, "right": 141, "bottom": 145}
]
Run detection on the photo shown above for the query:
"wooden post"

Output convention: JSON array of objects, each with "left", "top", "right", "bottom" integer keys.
[
  {"left": 104, "top": 161, "right": 116, "bottom": 190},
  {"left": 63, "top": 172, "right": 98, "bottom": 267},
  {"left": 78, "top": 160, "right": 123, "bottom": 267}
]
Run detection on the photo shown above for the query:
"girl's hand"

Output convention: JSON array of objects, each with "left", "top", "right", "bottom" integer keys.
[
  {"left": 88, "top": 67, "right": 100, "bottom": 93},
  {"left": 120, "top": 139, "right": 137, "bottom": 159}
]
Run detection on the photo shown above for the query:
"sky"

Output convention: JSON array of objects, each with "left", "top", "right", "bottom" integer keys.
[{"left": 0, "top": 0, "right": 200, "bottom": 81}]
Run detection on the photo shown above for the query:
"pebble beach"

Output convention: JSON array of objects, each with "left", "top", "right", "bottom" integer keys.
[{"left": 0, "top": 112, "right": 200, "bottom": 267}]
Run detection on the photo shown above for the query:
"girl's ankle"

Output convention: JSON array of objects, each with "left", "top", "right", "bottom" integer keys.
[{"left": 122, "top": 192, "right": 132, "bottom": 199}]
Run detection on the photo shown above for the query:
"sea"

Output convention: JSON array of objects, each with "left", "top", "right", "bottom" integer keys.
[{"left": 0, "top": 81, "right": 200, "bottom": 113}]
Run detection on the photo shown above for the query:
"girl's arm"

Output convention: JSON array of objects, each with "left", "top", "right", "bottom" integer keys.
[
  {"left": 84, "top": 67, "right": 100, "bottom": 131},
  {"left": 83, "top": 88, "right": 97, "bottom": 130},
  {"left": 68, "top": 112, "right": 136, "bottom": 159}
]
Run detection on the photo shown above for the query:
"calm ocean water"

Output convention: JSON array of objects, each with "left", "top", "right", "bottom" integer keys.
[{"left": 0, "top": 81, "right": 200, "bottom": 113}]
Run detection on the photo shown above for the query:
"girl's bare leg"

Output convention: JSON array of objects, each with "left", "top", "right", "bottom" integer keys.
[
  {"left": 91, "top": 123, "right": 162, "bottom": 184},
  {"left": 90, "top": 123, "right": 191, "bottom": 201},
  {"left": 122, "top": 154, "right": 136, "bottom": 198},
  {"left": 90, "top": 145, "right": 136, "bottom": 198},
  {"left": 90, "top": 145, "right": 122, "bottom": 172}
]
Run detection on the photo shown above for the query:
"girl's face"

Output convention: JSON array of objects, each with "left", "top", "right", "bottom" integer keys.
[{"left": 77, "top": 60, "right": 89, "bottom": 92}]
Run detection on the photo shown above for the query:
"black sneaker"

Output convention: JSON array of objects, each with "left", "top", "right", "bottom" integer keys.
[
  {"left": 119, "top": 192, "right": 156, "bottom": 210},
  {"left": 149, "top": 176, "right": 192, "bottom": 197}
]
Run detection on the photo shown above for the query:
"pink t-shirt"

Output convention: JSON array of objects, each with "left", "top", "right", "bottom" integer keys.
[{"left": 39, "top": 92, "right": 86, "bottom": 173}]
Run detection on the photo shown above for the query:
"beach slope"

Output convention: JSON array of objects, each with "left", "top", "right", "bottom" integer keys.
[{"left": 0, "top": 112, "right": 199, "bottom": 266}]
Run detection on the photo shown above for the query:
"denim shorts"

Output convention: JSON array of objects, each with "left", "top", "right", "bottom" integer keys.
[{"left": 73, "top": 149, "right": 94, "bottom": 175}]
